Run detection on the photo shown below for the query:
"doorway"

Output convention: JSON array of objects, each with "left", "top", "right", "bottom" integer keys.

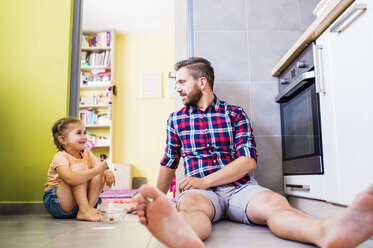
[{"left": 70, "top": 0, "right": 183, "bottom": 187}]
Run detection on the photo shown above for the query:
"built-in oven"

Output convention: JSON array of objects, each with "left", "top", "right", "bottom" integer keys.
[{"left": 276, "top": 43, "right": 323, "bottom": 177}]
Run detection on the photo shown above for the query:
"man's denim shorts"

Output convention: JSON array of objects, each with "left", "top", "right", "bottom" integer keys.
[{"left": 43, "top": 188, "right": 101, "bottom": 219}]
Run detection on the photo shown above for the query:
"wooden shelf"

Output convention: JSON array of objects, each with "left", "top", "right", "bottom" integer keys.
[
  {"left": 86, "top": 124, "right": 111, "bottom": 128},
  {"left": 79, "top": 104, "right": 111, "bottom": 109},
  {"left": 80, "top": 82, "right": 111, "bottom": 91},
  {"left": 81, "top": 47, "right": 111, "bottom": 51},
  {"left": 92, "top": 144, "right": 110, "bottom": 148},
  {"left": 81, "top": 65, "right": 111, "bottom": 71}
]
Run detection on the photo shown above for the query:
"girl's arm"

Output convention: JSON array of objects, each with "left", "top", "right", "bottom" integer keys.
[{"left": 56, "top": 160, "right": 107, "bottom": 186}]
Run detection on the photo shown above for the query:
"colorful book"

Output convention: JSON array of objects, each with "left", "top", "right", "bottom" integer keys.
[{"left": 107, "top": 32, "right": 111, "bottom": 47}]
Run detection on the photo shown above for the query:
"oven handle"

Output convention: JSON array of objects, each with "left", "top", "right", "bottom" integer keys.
[
  {"left": 285, "top": 184, "right": 310, "bottom": 191},
  {"left": 275, "top": 71, "right": 315, "bottom": 103},
  {"left": 313, "top": 44, "right": 326, "bottom": 94}
]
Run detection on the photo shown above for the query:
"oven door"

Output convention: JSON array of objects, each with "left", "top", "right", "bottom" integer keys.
[{"left": 279, "top": 79, "right": 323, "bottom": 175}]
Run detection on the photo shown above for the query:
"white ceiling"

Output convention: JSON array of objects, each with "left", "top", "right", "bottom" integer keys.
[{"left": 82, "top": 0, "right": 175, "bottom": 35}]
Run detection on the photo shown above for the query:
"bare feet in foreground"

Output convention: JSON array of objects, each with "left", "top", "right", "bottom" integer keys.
[
  {"left": 322, "top": 184, "right": 373, "bottom": 248},
  {"left": 136, "top": 185, "right": 204, "bottom": 248},
  {"left": 76, "top": 207, "right": 101, "bottom": 222}
]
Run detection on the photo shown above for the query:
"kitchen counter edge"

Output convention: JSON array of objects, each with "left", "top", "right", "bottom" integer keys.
[{"left": 271, "top": 0, "right": 354, "bottom": 77}]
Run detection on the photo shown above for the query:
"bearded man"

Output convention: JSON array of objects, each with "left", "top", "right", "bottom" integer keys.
[{"left": 135, "top": 57, "right": 373, "bottom": 248}]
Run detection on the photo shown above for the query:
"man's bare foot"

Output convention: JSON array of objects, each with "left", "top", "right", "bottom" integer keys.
[
  {"left": 136, "top": 185, "right": 204, "bottom": 248},
  {"left": 76, "top": 207, "right": 101, "bottom": 222},
  {"left": 322, "top": 184, "right": 373, "bottom": 248}
]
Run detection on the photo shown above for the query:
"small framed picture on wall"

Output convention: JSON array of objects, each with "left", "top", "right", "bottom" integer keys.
[
  {"left": 141, "top": 72, "right": 162, "bottom": 98},
  {"left": 168, "top": 72, "right": 176, "bottom": 97}
]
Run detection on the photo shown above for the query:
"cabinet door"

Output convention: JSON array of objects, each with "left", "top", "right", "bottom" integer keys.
[
  {"left": 315, "top": 32, "right": 340, "bottom": 204},
  {"left": 326, "top": 0, "right": 373, "bottom": 205}
]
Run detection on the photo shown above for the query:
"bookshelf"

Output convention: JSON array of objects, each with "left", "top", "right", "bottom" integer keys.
[{"left": 79, "top": 30, "right": 116, "bottom": 167}]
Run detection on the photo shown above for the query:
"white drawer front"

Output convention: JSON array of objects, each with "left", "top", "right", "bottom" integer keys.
[{"left": 284, "top": 175, "right": 325, "bottom": 200}]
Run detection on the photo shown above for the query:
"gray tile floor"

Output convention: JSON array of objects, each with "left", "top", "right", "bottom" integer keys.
[
  {"left": 1, "top": 213, "right": 372, "bottom": 248},
  {"left": 0, "top": 214, "right": 303, "bottom": 248},
  {"left": 1, "top": 196, "right": 373, "bottom": 248}
]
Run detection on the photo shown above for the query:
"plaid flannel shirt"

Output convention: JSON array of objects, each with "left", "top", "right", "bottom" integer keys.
[{"left": 160, "top": 96, "right": 257, "bottom": 187}]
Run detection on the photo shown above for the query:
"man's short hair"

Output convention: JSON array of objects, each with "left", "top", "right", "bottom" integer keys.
[{"left": 175, "top": 57, "right": 215, "bottom": 90}]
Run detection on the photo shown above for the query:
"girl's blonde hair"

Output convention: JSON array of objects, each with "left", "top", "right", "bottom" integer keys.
[{"left": 52, "top": 117, "right": 82, "bottom": 151}]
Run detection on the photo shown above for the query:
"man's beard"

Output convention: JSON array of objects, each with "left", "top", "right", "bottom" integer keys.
[{"left": 182, "top": 86, "right": 203, "bottom": 107}]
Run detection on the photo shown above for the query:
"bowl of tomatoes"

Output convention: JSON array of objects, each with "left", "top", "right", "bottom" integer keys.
[{"left": 98, "top": 208, "right": 126, "bottom": 224}]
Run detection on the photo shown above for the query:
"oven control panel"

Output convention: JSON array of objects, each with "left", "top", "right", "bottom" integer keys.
[{"left": 278, "top": 43, "right": 315, "bottom": 93}]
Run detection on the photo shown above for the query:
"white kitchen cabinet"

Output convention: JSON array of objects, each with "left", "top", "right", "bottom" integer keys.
[{"left": 316, "top": 0, "right": 373, "bottom": 205}]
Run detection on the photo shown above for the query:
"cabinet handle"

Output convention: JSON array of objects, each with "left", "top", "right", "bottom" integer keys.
[
  {"left": 286, "top": 184, "right": 310, "bottom": 191},
  {"left": 313, "top": 44, "right": 326, "bottom": 94},
  {"left": 330, "top": 3, "right": 367, "bottom": 33}
]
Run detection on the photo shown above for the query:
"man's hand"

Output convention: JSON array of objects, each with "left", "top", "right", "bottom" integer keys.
[
  {"left": 179, "top": 176, "right": 209, "bottom": 192},
  {"left": 103, "top": 170, "right": 116, "bottom": 187}
]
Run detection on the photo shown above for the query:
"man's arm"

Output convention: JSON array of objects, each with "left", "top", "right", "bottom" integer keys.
[
  {"left": 178, "top": 156, "right": 255, "bottom": 191},
  {"left": 204, "top": 156, "right": 255, "bottom": 187},
  {"left": 158, "top": 113, "right": 181, "bottom": 194},
  {"left": 157, "top": 166, "right": 176, "bottom": 194}
]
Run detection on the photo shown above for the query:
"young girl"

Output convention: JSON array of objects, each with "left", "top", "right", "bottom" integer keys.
[{"left": 43, "top": 117, "right": 115, "bottom": 221}]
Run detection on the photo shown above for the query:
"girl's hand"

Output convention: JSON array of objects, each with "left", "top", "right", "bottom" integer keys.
[
  {"left": 104, "top": 170, "right": 116, "bottom": 187},
  {"left": 98, "top": 159, "right": 108, "bottom": 172}
]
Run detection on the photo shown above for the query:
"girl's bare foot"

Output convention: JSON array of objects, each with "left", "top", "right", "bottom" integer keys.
[
  {"left": 322, "top": 184, "right": 373, "bottom": 248},
  {"left": 136, "top": 185, "right": 204, "bottom": 248},
  {"left": 76, "top": 207, "right": 101, "bottom": 222}
]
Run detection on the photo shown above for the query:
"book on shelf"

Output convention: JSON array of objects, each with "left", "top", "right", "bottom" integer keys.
[
  {"left": 107, "top": 32, "right": 111, "bottom": 47},
  {"left": 81, "top": 32, "right": 111, "bottom": 48},
  {"left": 90, "top": 71, "right": 111, "bottom": 82},
  {"left": 81, "top": 51, "right": 87, "bottom": 63},
  {"left": 80, "top": 109, "right": 111, "bottom": 126},
  {"left": 103, "top": 51, "right": 109, "bottom": 66},
  {"left": 80, "top": 110, "right": 98, "bottom": 125},
  {"left": 85, "top": 51, "right": 111, "bottom": 67},
  {"left": 97, "top": 33, "right": 102, "bottom": 47}
]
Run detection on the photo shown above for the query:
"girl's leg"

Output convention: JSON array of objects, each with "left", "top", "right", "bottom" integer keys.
[
  {"left": 56, "top": 181, "right": 99, "bottom": 221},
  {"left": 87, "top": 172, "right": 105, "bottom": 207},
  {"left": 71, "top": 181, "right": 100, "bottom": 221},
  {"left": 56, "top": 181, "right": 77, "bottom": 213}
]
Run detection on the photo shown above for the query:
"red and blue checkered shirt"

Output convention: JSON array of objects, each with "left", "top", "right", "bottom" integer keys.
[{"left": 160, "top": 96, "right": 257, "bottom": 187}]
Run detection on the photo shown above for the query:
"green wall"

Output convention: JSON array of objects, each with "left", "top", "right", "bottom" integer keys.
[{"left": 0, "top": 0, "right": 74, "bottom": 202}]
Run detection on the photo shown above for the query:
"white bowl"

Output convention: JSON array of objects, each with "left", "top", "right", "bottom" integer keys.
[{"left": 99, "top": 208, "right": 126, "bottom": 224}]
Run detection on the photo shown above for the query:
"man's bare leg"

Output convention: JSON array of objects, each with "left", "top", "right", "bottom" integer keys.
[
  {"left": 322, "top": 184, "right": 373, "bottom": 247},
  {"left": 245, "top": 184, "right": 373, "bottom": 247},
  {"left": 177, "top": 192, "right": 215, "bottom": 240},
  {"left": 136, "top": 185, "right": 204, "bottom": 248}
]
